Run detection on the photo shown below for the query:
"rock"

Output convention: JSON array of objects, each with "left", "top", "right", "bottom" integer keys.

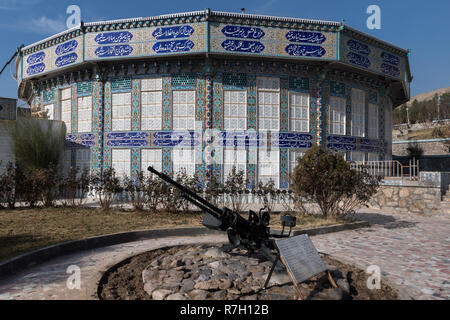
[
  {"left": 161, "top": 281, "right": 181, "bottom": 290},
  {"left": 336, "top": 278, "right": 350, "bottom": 295},
  {"left": 218, "top": 279, "right": 232, "bottom": 290},
  {"left": 189, "top": 289, "right": 209, "bottom": 300},
  {"left": 268, "top": 272, "right": 291, "bottom": 286},
  {"left": 142, "top": 269, "right": 158, "bottom": 283},
  {"left": 181, "top": 279, "right": 195, "bottom": 292},
  {"left": 152, "top": 289, "right": 173, "bottom": 300},
  {"left": 313, "top": 288, "right": 344, "bottom": 300},
  {"left": 143, "top": 282, "right": 159, "bottom": 296},
  {"left": 204, "top": 248, "right": 229, "bottom": 259},
  {"left": 150, "top": 259, "right": 160, "bottom": 268},
  {"left": 227, "top": 288, "right": 240, "bottom": 295},
  {"left": 213, "top": 290, "right": 228, "bottom": 300},
  {"left": 170, "top": 259, "right": 185, "bottom": 268},
  {"left": 194, "top": 280, "right": 220, "bottom": 291},
  {"left": 166, "top": 293, "right": 189, "bottom": 300},
  {"left": 209, "top": 261, "right": 220, "bottom": 269},
  {"left": 259, "top": 292, "right": 292, "bottom": 300},
  {"left": 240, "top": 294, "right": 258, "bottom": 300}
]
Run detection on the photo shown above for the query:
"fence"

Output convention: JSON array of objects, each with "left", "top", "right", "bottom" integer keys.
[{"left": 350, "top": 159, "right": 420, "bottom": 179}]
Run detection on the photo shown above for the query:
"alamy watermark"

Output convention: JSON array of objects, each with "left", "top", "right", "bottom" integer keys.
[
  {"left": 366, "top": 5, "right": 381, "bottom": 30},
  {"left": 66, "top": 265, "right": 81, "bottom": 290},
  {"left": 366, "top": 265, "right": 381, "bottom": 290},
  {"left": 66, "top": 5, "right": 81, "bottom": 29}
]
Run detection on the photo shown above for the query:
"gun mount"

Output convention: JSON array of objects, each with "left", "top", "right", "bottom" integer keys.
[{"left": 147, "top": 166, "right": 296, "bottom": 254}]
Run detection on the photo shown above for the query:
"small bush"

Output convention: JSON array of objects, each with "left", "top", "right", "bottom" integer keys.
[
  {"left": 60, "top": 167, "right": 90, "bottom": 207},
  {"left": 256, "top": 179, "right": 278, "bottom": 214},
  {"left": 123, "top": 171, "right": 146, "bottom": 211},
  {"left": 224, "top": 166, "right": 248, "bottom": 213},
  {"left": 406, "top": 143, "right": 424, "bottom": 160},
  {"left": 291, "top": 145, "right": 381, "bottom": 217},
  {"left": 90, "top": 167, "right": 122, "bottom": 211},
  {"left": 144, "top": 173, "right": 165, "bottom": 212},
  {"left": 0, "top": 162, "right": 17, "bottom": 209}
]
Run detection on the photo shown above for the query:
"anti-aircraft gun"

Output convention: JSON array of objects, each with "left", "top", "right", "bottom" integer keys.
[{"left": 147, "top": 166, "right": 296, "bottom": 256}]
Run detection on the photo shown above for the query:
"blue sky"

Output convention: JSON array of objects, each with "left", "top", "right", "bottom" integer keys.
[{"left": 0, "top": 0, "right": 448, "bottom": 102}]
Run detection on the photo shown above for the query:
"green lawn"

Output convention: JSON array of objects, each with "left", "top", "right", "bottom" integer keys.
[{"left": 0, "top": 207, "right": 352, "bottom": 262}]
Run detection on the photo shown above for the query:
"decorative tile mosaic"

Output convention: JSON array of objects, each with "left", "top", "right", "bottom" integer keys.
[
  {"left": 22, "top": 36, "right": 83, "bottom": 79},
  {"left": 43, "top": 89, "right": 55, "bottom": 103},
  {"left": 341, "top": 35, "right": 405, "bottom": 80},
  {"left": 280, "top": 77, "right": 289, "bottom": 131},
  {"left": 212, "top": 73, "right": 223, "bottom": 130},
  {"left": 131, "top": 80, "right": 140, "bottom": 130},
  {"left": 223, "top": 73, "right": 247, "bottom": 89},
  {"left": 330, "top": 81, "right": 345, "bottom": 97},
  {"left": 247, "top": 75, "right": 257, "bottom": 129},
  {"left": 279, "top": 148, "right": 289, "bottom": 189},
  {"left": 162, "top": 77, "right": 172, "bottom": 130},
  {"left": 210, "top": 22, "right": 337, "bottom": 60},
  {"left": 84, "top": 23, "right": 206, "bottom": 60},
  {"left": 289, "top": 76, "right": 309, "bottom": 91},
  {"left": 172, "top": 74, "right": 196, "bottom": 89},
  {"left": 71, "top": 83, "right": 77, "bottom": 133},
  {"left": 77, "top": 81, "right": 93, "bottom": 97},
  {"left": 111, "top": 78, "right": 132, "bottom": 92}
]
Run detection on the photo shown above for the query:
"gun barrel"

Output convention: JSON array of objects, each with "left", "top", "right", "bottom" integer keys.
[{"left": 147, "top": 166, "right": 222, "bottom": 219}]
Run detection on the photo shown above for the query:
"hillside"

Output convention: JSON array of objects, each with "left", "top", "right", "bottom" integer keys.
[{"left": 406, "top": 87, "right": 450, "bottom": 106}]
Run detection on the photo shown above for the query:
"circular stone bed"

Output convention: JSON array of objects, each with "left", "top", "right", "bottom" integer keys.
[{"left": 98, "top": 244, "right": 398, "bottom": 300}]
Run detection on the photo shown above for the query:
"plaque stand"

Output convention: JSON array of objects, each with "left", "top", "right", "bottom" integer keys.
[{"left": 263, "top": 235, "right": 340, "bottom": 300}]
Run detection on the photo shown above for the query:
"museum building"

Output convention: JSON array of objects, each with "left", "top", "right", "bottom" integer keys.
[{"left": 16, "top": 9, "right": 412, "bottom": 188}]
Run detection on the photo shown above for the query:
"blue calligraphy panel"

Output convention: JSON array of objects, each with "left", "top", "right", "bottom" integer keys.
[
  {"left": 221, "top": 26, "right": 265, "bottom": 40},
  {"left": 285, "top": 31, "right": 326, "bottom": 44},
  {"left": 221, "top": 40, "right": 265, "bottom": 53},
  {"left": 95, "top": 31, "right": 133, "bottom": 44},
  {"left": 285, "top": 44, "right": 326, "bottom": 57},
  {"left": 347, "top": 40, "right": 370, "bottom": 56},
  {"left": 55, "top": 53, "right": 78, "bottom": 67},
  {"left": 381, "top": 63, "right": 400, "bottom": 77},
  {"left": 27, "top": 63, "right": 45, "bottom": 76},
  {"left": 152, "top": 26, "right": 194, "bottom": 40},
  {"left": 26, "top": 52, "right": 45, "bottom": 65},
  {"left": 381, "top": 52, "right": 400, "bottom": 66},
  {"left": 95, "top": 45, "right": 133, "bottom": 57},
  {"left": 152, "top": 40, "right": 195, "bottom": 54},
  {"left": 55, "top": 40, "right": 78, "bottom": 56},
  {"left": 347, "top": 52, "right": 371, "bottom": 68}
]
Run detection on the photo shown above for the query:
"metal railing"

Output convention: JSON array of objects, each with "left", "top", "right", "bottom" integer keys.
[{"left": 350, "top": 159, "right": 420, "bottom": 179}]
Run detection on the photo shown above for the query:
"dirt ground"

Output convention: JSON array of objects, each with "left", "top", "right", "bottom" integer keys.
[{"left": 98, "top": 245, "right": 398, "bottom": 300}]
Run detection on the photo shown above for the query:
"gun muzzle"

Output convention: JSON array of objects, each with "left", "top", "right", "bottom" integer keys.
[{"left": 147, "top": 166, "right": 157, "bottom": 174}]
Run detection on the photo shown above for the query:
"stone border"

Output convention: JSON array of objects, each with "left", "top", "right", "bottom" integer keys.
[{"left": 0, "top": 221, "right": 369, "bottom": 277}]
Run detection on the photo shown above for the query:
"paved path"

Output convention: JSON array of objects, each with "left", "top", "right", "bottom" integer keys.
[
  {"left": 0, "top": 209, "right": 448, "bottom": 300},
  {"left": 313, "top": 209, "right": 450, "bottom": 300}
]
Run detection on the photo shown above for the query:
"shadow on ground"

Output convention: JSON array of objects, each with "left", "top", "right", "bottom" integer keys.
[{"left": 351, "top": 212, "right": 418, "bottom": 230}]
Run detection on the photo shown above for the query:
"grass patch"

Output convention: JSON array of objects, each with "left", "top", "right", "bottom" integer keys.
[
  {"left": 0, "top": 207, "right": 353, "bottom": 262},
  {"left": 396, "top": 127, "right": 450, "bottom": 140}
]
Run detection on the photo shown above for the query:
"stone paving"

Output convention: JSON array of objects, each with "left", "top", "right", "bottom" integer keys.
[{"left": 0, "top": 209, "right": 448, "bottom": 300}]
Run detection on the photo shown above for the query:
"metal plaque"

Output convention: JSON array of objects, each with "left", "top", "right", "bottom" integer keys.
[{"left": 276, "top": 234, "right": 327, "bottom": 284}]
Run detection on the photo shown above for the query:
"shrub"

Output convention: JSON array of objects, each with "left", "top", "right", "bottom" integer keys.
[
  {"left": 406, "top": 143, "right": 424, "bottom": 160},
  {"left": 123, "top": 171, "right": 146, "bottom": 211},
  {"left": 291, "top": 145, "right": 381, "bottom": 217},
  {"left": 0, "top": 162, "right": 17, "bottom": 209},
  {"left": 256, "top": 179, "right": 278, "bottom": 214},
  {"left": 144, "top": 173, "right": 165, "bottom": 212},
  {"left": 204, "top": 171, "right": 222, "bottom": 207},
  {"left": 9, "top": 118, "right": 65, "bottom": 206},
  {"left": 224, "top": 166, "right": 248, "bottom": 213},
  {"left": 60, "top": 167, "right": 90, "bottom": 207},
  {"left": 90, "top": 167, "right": 122, "bottom": 211}
]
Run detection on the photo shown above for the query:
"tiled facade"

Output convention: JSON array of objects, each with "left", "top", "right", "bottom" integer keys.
[{"left": 17, "top": 10, "right": 411, "bottom": 188}]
